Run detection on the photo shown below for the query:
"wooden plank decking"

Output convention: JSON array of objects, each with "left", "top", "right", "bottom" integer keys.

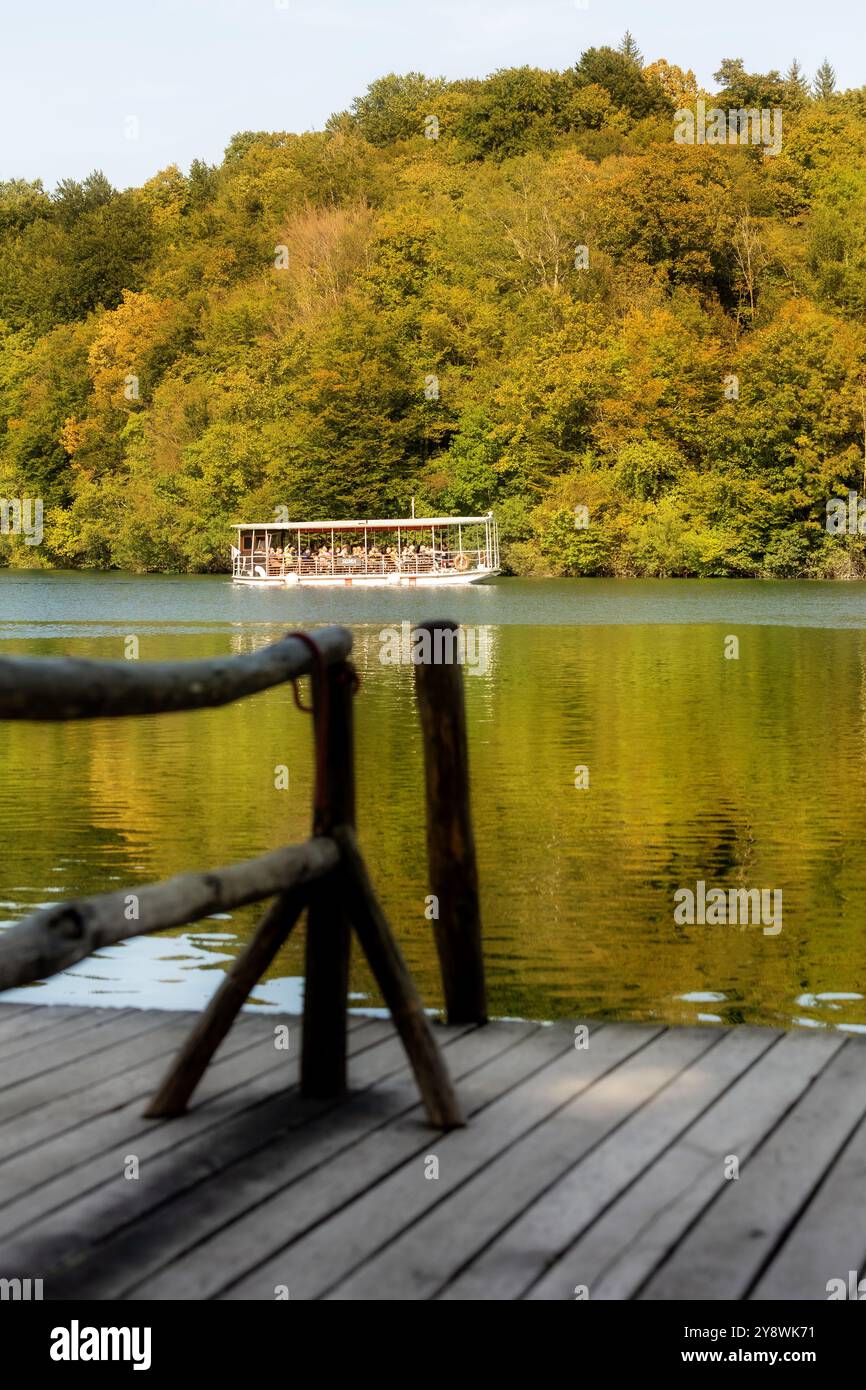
[{"left": 0, "top": 1000, "right": 864, "bottom": 1301}]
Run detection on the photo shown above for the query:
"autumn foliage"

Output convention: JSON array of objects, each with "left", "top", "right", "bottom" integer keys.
[{"left": 1, "top": 47, "right": 866, "bottom": 576}]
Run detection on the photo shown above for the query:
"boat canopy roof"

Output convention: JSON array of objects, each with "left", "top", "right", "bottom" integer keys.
[{"left": 233, "top": 515, "right": 493, "bottom": 532}]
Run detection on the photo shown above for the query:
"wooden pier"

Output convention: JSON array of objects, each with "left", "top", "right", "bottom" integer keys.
[{"left": 0, "top": 1000, "right": 865, "bottom": 1300}]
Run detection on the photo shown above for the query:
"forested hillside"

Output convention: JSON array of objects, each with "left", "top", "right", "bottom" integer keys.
[{"left": 2, "top": 42, "right": 866, "bottom": 576}]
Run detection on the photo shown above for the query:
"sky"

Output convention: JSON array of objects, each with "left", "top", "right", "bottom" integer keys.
[{"left": 0, "top": 0, "right": 863, "bottom": 190}]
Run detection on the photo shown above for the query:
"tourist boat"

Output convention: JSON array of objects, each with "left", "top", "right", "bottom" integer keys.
[{"left": 231, "top": 514, "right": 500, "bottom": 587}]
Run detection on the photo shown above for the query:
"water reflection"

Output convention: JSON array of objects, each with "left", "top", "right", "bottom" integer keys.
[{"left": 1, "top": 574, "right": 865, "bottom": 1030}]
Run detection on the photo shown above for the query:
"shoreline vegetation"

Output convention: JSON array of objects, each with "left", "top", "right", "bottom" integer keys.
[{"left": 2, "top": 40, "right": 866, "bottom": 580}]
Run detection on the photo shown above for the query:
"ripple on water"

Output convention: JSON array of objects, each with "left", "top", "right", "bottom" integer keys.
[{"left": 2, "top": 573, "right": 866, "bottom": 1028}]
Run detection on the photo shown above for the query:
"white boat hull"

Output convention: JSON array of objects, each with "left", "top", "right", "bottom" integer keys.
[{"left": 233, "top": 569, "right": 500, "bottom": 588}]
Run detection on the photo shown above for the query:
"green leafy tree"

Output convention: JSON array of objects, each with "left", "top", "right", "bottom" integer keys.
[
  {"left": 52, "top": 171, "right": 115, "bottom": 227},
  {"left": 0, "top": 180, "right": 51, "bottom": 234},
  {"left": 50, "top": 193, "right": 154, "bottom": 321},
  {"left": 456, "top": 67, "right": 569, "bottom": 159},
  {"left": 713, "top": 59, "right": 788, "bottom": 108},
  {"left": 345, "top": 72, "right": 448, "bottom": 145},
  {"left": 572, "top": 47, "right": 671, "bottom": 120}
]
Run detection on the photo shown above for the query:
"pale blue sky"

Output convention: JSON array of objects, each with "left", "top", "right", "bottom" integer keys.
[{"left": 0, "top": 0, "right": 862, "bottom": 189}]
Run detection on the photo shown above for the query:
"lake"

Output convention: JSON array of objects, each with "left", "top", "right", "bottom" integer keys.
[{"left": 2, "top": 569, "right": 866, "bottom": 1032}]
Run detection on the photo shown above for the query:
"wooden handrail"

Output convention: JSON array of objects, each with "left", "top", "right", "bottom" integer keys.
[
  {"left": 0, "top": 838, "right": 339, "bottom": 992},
  {"left": 0, "top": 619, "right": 479, "bottom": 1131},
  {"left": 0, "top": 625, "right": 352, "bottom": 720}
]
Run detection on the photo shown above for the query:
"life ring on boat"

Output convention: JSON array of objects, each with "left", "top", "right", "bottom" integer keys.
[{"left": 454, "top": 552, "right": 471, "bottom": 572}]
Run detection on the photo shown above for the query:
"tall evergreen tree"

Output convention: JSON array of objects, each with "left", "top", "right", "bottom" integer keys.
[
  {"left": 784, "top": 59, "right": 811, "bottom": 109},
  {"left": 618, "top": 31, "right": 643, "bottom": 67},
  {"left": 814, "top": 58, "right": 837, "bottom": 100}
]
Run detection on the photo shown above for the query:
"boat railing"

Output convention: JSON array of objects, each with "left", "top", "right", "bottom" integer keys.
[
  {"left": 0, "top": 623, "right": 485, "bottom": 1130},
  {"left": 233, "top": 546, "right": 490, "bottom": 579}
]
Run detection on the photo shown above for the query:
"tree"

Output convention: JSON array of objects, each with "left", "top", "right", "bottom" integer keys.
[
  {"left": 571, "top": 47, "right": 671, "bottom": 120},
  {"left": 50, "top": 192, "right": 154, "bottom": 321},
  {"left": 0, "top": 180, "right": 50, "bottom": 235},
  {"left": 456, "top": 67, "right": 567, "bottom": 159},
  {"left": 187, "top": 159, "right": 220, "bottom": 210},
  {"left": 52, "top": 171, "right": 115, "bottom": 228},
  {"left": 642, "top": 60, "right": 699, "bottom": 110},
  {"left": 785, "top": 59, "right": 811, "bottom": 108},
  {"left": 592, "top": 147, "right": 737, "bottom": 298},
  {"left": 731, "top": 212, "right": 769, "bottom": 328},
  {"left": 814, "top": 59, "right": 837, "bottom": 101},
  {"left": 347, "top": 72, "right": 448, "bottom": 145},
  {"left": 615, "top": 440, "right": 685, "bottom": 500},
  {"left": 223, "top": 131, "right": 271, "bottom": 165},
  {"left": 618, "top": 31, "right": 643, "bottom": 66},
  {"left": 713, "top": 59, "right": 788, "bottom": 109}
]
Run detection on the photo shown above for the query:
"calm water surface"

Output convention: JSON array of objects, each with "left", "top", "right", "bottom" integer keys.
[{"left": 2, "top": 570, "right": 866, "bottom": 1031}]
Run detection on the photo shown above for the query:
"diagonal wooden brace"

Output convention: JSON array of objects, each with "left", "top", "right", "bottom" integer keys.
[
  {"left": 334, "top": 825, "right": 465, "bottom": 1130},
  {"left": 144, "top": 884, "right": 310, "bottom": 1118}
]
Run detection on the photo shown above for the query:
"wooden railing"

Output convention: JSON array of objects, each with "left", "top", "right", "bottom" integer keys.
[{"left": 0, "top": 621, "right": 486, "bottom": 1130}]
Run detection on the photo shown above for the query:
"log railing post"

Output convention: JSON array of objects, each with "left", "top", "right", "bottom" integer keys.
[
  {"left": 301, "top": 659, "right": 356, "bottom": 1097},
  {"left": 413, "top": 621, "right": 486, "bottom": 1025},
  {"left": 144, "top": 886, "right": 309, "bottom": 1118},
  {"left": 335, "top": 827, "right": 464, "bottom": 1129}
]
